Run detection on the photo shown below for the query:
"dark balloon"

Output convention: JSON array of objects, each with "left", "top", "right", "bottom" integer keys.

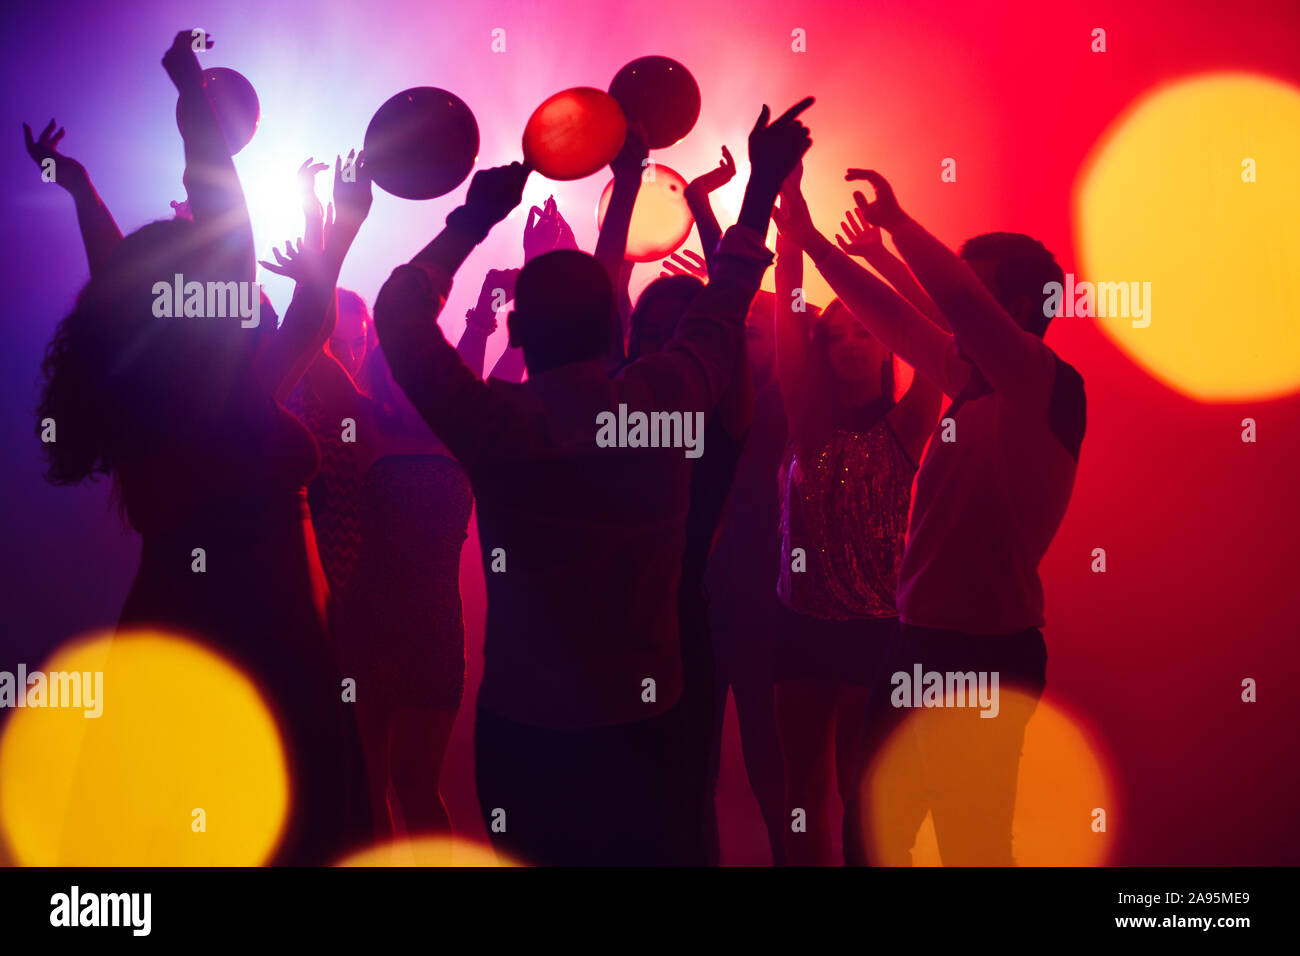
[
  {"left": 175, "top": 67, "right": 260, "bottom": 155},
  {"left": 364, "top": 88, "right": 479, "bottom": 200},
  {"left": 523, "top": 88, "right": 627, "bottom": 181},
  {"left": 608, "top": 56, "right": 700, "bottom": 149}
]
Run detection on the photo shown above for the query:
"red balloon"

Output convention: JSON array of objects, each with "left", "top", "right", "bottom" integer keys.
[
  {"left": 609, "top": 56, "right": 700, "bottom": 149},
  {"left": 175, "top": 67, "right": 260, "bottom": 155},
  {"left": 595, "top": 165, "right": 694, "bottom": 262},
  {"left": 523, "top": 88, "right": 627, "bottom": 181},
  {"left": 365, "top": 88, "right": 479, "bottom": 200}
]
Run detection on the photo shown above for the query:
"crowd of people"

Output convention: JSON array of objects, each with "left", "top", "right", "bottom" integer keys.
[{"left": 26, "top": 31, "right": 1084, "bottom": 866}]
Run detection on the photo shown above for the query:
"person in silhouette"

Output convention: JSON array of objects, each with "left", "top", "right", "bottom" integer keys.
[
  {"left": 621, "top": 142, "right": 777, "bottom": 865},
  {"left": 774, "top": 169, "right": 1085, "bottom": 865},
  {"left": 280, "top": 161, "right": 513, "bottom": 842},
  {"left": 372, "top": 98, "right": 814, "bottom": 865},
  {"left": 33, "top": 31, "right": 370, "bottom": 865},
  {"left": 767, "top": 164, "right": 943, "bottom": 866}
]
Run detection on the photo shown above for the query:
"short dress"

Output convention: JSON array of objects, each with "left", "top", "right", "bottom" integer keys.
[
  {"left": 118, "top": 392, "right": 372, "bottom": 865},
  {"left": 338, "top": 454, "right": 473, "bottom": 712}
]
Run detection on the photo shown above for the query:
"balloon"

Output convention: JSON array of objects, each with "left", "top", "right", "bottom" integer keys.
[
  {"left": 175, "top": 67, "right": 260, "bottom": 155},
  {"left": 608, "top": 56, "right": 700, "bottom": 149},
  {"left": 364, "top": 88, "right": 479, "bottom": 200},
  {"left": 595, "top": 165, "right": 694, "bottom": 262},
  {"left": 523, "top": 88, "right": 627, "bottom": 181}
]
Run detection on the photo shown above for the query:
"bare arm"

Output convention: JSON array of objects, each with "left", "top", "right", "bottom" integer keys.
[
  {"left": 163, "top": 30, "right": 255, "bottom": 281},
  {"left": 683, "top": 145, "right": 736, "bottom": 268},
  {"left": 258, "top": 151, "right": 372, "bottom": 400},
  {"left": 835, "top": 206, "right": 949, "bottom": 332},
  {"left": 594, "top": 129, "right": 648, "bottom": 362},
  {"left": 23, "top": 121, "right": 122, "bottom": 275},
  {"left": 457, "top": 268, "right": 518, "bottom": 377},
  {"left": 847, "top": 171, "right": 1051, "bottom": 408},
  {"left": 775, "top": 183, "right": 964, "bottom": 399},
  {"left": 622, "top": 98, "right": 815, "bottom": 413}
]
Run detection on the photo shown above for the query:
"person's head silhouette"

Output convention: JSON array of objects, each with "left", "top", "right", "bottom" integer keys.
[
  {"left": 626, "top": 274, "right": 703, "bottom": 361},
  {"left": 508, "top": 249, "right": 614, "bottom": 374},
  {"left": 959, "top": 233, "right": 1065, "bottom": 338},
  {"left": 38, "top": 217, "right": 254, "bottom": 486}
]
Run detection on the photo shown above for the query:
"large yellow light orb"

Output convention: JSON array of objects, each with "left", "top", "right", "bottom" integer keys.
[
  {"left": 0, "top": 631, "right": 288, "bottom": 865},
  {"left": 859, "top": 691, "right": 1115, "bottom": 866},
  {"left": 337, "top": 835, "right": 517, "bottom": 867},
  {"left": 1076, "top": 73, "right": 1300, "bottom": 401}
]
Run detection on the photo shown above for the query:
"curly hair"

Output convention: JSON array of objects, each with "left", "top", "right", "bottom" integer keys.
[{"left": 36, "top": 218, "right": 251, "bottom": 486}]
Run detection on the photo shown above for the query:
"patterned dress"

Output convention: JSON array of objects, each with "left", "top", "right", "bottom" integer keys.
[{"left": 339, "top": 454, "right": 473, "bottom": 711}]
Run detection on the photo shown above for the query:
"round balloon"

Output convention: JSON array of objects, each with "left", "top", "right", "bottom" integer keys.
[
  {"left": 175, "top": 67, "right": 260, "bottom": 155},
  {"left": 523, "top": 88, "right": 627, "bottom": 181},
  {"left": 596, "top": 164, "right": 694, "bottom": 262},
  {"left": 609, "top": 56, "right": 700, "bottom": 149},
  {"left": 365, "top": 87, "right": 479, "bottom": 200}
]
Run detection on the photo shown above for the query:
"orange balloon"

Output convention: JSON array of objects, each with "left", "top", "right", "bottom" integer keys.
[
  {"left": 523, "top": 88, "right": 627, "bottom": 181},
  {"left": 596, "top": 165, "right": 694, "bottom": 262}
]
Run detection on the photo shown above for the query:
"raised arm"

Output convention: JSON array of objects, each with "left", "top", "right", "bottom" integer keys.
[
  {"left": 23, "top": 121, "right": 122, "bottom": 276},
  {"left": 457, "top": 267, "right": 518, "bottom": 377},
  {"left": 683, "top": 146, "right": 736, "bottom": 269},
  {"left": 769, "top": 164, "right": 820, "bottom": 437},
  {"left": 835, "top": 204, "right": 949, "bottom": 332},
  {"left": 594, "top": 128, "right": 649, "bottom": 362},
  {"left": 847, "top": 170, "right": 1050, "bottom": 408},
  {"left": 163, "top": 29, "right": 255, "bottom": 281},
  {"left": 257, "top": 150, "right": 372, "bottom": 400},
  {"left": 774, "top": 182, "right": 964, "bottom": 399},
  {"left": 373, "top": 163, "right": 533, "bottom": 470},
  {"left": 626, "top": 99, "right": 814, "bottom": 414}
]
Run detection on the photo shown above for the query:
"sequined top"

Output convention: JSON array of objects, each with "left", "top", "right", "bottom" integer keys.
[{"left": 778, "top": 396, "right": 916, "bottom": 620}]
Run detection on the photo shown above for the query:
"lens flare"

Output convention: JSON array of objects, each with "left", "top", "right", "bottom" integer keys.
[
  {"left": 1076, "top": 72, "right": 1300, "bottom": 401},
  {"left": 0, "top": 630, "right": 288, "bottom": 865},
  {"left": 336, "top": 835, "right": 518, "bottom": 867},
  {"left": 857, "top": 690, "right": 1115, "bottom": 866}
]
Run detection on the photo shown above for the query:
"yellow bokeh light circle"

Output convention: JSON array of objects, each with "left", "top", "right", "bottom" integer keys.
[
  {"left": 859, "top": 690, "right": 1115, "bottom": 866},
  {"left": 0, "top": 630, "right": 288, "bottom": 865},
  {"left": 337, "top": 835, "right": 517, "bottom": 867},
  {"left": 1076, "top": 72, "right": 1300, "bottom": 401}
]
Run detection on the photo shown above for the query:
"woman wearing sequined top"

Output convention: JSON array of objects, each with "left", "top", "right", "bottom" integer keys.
[{"left": 769, "top": 165, "right": 947, "bottom": 866}]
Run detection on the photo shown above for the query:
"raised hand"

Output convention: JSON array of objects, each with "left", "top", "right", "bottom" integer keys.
[
  {"left": 259, "top": 238, "right": 326, "bottom": 285},
  {"left": 748, "top": 97, "right": 814, "bottom": 195},
  {"left": 610, "top": 124, "right": 650, "bottom": 181},
  {"left": 686, "top": 146, "right": 736, "bottom": 196},
  {"left": 331, "top": 148, "right": 372, "bottom": 237},
  {"left": 523, "top": 196, "right": 576, "bottom": 261},
  {"left": 836, "top": 204, "right": 884, "bottom": 258},
  {"left": 163, "top": 29, "right": 211, "bottom": 92},
  {"left": 470, "top": 267, "right": 521, "bottom": 328},
  {"left": 660, "top": 249, "right": 708, "bottom": 280},
  {"left": 457, "top": 162, "right": 530, "bottom": 235},
  {"left": 845, "top": 169, "right": 905, "bottom": 231},
  {"left": 170, "top": 199, "right": 193, "bottom": 221},
  {"left": 23, "top": 120, "right": 88, "bottom": 192},
  {"left": 297, "top": 157, "right": 330, "bottom": 251}
]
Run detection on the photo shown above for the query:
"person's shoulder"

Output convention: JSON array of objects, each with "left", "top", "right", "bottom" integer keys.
[{"left": 1044, "top": 347, "right": 1086, "bottom": 459}]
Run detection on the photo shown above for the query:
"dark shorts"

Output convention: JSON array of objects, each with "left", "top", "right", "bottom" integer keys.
[{"left": 774, "top": 613, "right": 900, "bottom": 686}]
